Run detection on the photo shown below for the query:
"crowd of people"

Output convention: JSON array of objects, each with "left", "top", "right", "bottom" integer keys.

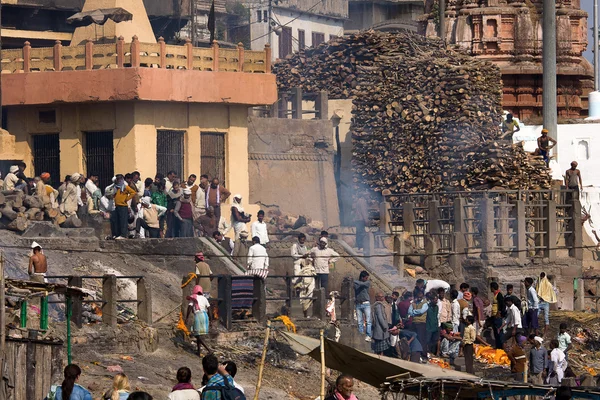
[{"left": 354, "top": 272, "right": 576, "bottom": 385}]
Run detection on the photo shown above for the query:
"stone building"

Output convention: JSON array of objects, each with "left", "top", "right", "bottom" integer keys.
[
  {"left": 244, "top": 0, "right": 348, "bottom": 60},
  {"left": 345, "top": 0, "right": 423, "bottom": 33},
  {"left": 421, "top": 0, "right": 594, "bottom": 122},
  {"left": 0, "top": 0, "right": 276, "bottom": 208}
]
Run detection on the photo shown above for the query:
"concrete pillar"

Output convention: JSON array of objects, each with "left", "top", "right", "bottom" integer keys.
[
  {"left": 515, "top": 200, "right": 527, "bottom": 261},
  {"left": 449, "top": 232, "right": 466, "bottom": 277},
  {"left": 453, "top": 197, "right": 465, "bottom": 233},
  {"left": 363, "top": 232, "right": 375, "bottom": 258},
  {"left": 252, "top": 277, "right": 267, "bottom": 323},
  {"left": 102, "top": 274, "right": 118, "bottom": 328},
  {"left": 478, "top": 197, "right": 495, "bottom": 260},
  {"left": 60, "top": 105, "right": 84, "bottom": 178},
  {"left": 542, "top": 0, "right": 558, "bottom": 147},
  {"left": 393, "top": 235, "right": 405, "bottom": 277},
  {"left": 340, "top": 277, "right": 353, "bottom": 321},
  {"left": 569, "top": 198, "right": 583, "bottom": 260},
  {"left": 380, "top": 201, "right": 391, "bottom": 234},
  {"left": 424, "top": 234, "right": 438, "bottom": 270},
  {"left": 574, "top": 278, "right": 585, "bottom": 311},
  {"left": 315, "top": 91, "right": 328, "bottom": 120},
  {"left": 544, "top": 199, "right": 557, "bottom": 261},
  {"left": 312, "top": 288, "right": 327, "bottom": 321},
  {"left": 498, "top": 203, "right": 509, "bottom": 251},
  {"left": 291, "top": 87, "right": 303, "bottom": 119},
  {"left": 403, "top": 202, "right": 415, "bottom": 234},
  {"left": 68, "top": 276, "right": 83, "bottom": 329},
  {"left": 137, "top": 277, "right": 152, "bottom": 325},
  {"left": 218, "top": 276, "right": 232, "bottom": 330}
]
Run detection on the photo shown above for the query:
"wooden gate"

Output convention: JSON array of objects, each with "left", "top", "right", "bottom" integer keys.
[
  {"left": 201, "top": 132, "right": 225, "bottom": 183},
  {"left": 84, "top": 131, "right": 114, "bottom": 191},
  {"left": 157, "top": 130, "right": 184, "bottom": 178},
  {"left": 33, "top": 134, "right": 60, "bottom": 188}
]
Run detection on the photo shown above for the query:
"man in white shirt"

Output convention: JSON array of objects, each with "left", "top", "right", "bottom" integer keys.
[
  {"left": 99, "top": 193, "right": 115, "bottom": 217},
  {"left": 310, "top": 237, "right": 340, "bottom": 293},
  {"left": 132, "top": 171, "right": 144, "bottom": 196},
  {"left": 549, "top": 339, "right": 567, "bottom": 384},
  {"left": 251, "top": 210, "right": 269, "bottom": 246},
  {"left": 501, "top": 296, "right": 522, "bottom": 339},
  {"left": 247, "top": 236, "right": 269, "bottom": 278},
  {"left": 450, "top": 289, "right": 461, "bottom": 333}
]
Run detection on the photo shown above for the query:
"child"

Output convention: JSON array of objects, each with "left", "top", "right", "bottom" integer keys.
[
  {"left": 557, "top": 323, "right": 572, "bottom": 357},
  {"left": 463, "top": 315, "right": 476, "bottom": 374},
  {"left": 439, "top": 323, "right": 461, "bottom": 365}
]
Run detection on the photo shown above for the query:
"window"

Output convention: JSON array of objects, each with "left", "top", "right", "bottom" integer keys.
[
  {"left": 33, "top": 134, "right": 60, "bottom": 188},
  {"left": 38, "top": 110, "right": 56, "bottom": 124},
  {"left": 201, "top": 132, "right": 225, "bottom": 183},
  {"left": 257, "top": 10, "right": 262, "bottom": 22},
  {"left": 85, "top": 131, "right": 114, "bottom": 191},
  {"left": 157, "top": 130, "right": 185, "bottom": 178},
  {"left": 279, "top": 26, "right": 292, "bottom": 59},
  {"left": 298, "top": 29, "right": 305, "bottom": 50},
  {"left": 263, "top": 10, "right": 268, "bottom": 23},
  {"left": 577, "top": 140, "right": 589, "bottom": 160},
  {"left": 312, "top": 32, "right": 325, "bottom": 47}
]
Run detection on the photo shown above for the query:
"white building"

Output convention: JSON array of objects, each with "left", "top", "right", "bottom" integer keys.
[{"left": 245, "top": 0, "right": 348, "bottom": 60}]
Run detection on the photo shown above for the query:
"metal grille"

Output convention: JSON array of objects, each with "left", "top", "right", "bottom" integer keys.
[
  {"left": 201, "top": 132, "right": 225, "bottom": 183},
  {"left": 84, "top": 131, "right": 114, "bottom": 191},
  {"left": 33, "top": 134, "right": 60, "bottom": 188},
  {"left": 157, "top": 130, "right": 185, "bottom": 178}
]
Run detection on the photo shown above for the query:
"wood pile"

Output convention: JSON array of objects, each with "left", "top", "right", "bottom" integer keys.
[
  {"left": 273, "top": 31, "right": 552, "bottom": 195},
  {"left": 0, "top": 190, "right": 81, "bottom": 233}
]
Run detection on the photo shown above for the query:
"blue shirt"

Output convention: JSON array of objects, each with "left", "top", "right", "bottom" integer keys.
[
  {"left": 408, "top": 300, "right": 428, "bottom": 317},
  {"left": 53, "top": 384, "right": 93, "bottom": 400},
  {"left": 399, "top": 329, "right": 423, "bottom": 353},
  {"left": 527, "top": 286, "right": 539, "bottom": 309},
  {"left": 201, "top": 374, "right": 235, "bottom": 400}
]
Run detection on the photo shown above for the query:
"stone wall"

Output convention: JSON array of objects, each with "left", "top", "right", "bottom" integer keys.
[{"left": 248, "top": 116, "right": 340, "bottom": 229}]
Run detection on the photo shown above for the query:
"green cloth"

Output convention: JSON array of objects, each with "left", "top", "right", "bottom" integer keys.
[
  {"left": 151, "top": 191, "right": 167, "bottom": 207},
  {"left": 426, "top": 304, "right": 439, "bottom": 333}
]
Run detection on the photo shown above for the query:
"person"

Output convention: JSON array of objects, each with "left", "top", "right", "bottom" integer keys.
[
  {"left": 175, "top": 188, "right": 195, "bottom": 237},
  {"left": 230, "top": 195, "right": 251, "bottom": 240},
  {"left": 408, "top": 288, "right": 428, "bottom": 358},
  {"left": 500, "top": 296, "right": 522, "bottom": 341},
  {"left": 529, "top": 335, "right": 547, "bottom": 385},
  {"left": 501, "top": 113, "right": 520, "bottom": 140},
  {"left": 131, "top": 171, "right": 144, "bottom": 197},
  {"left": 28, "top": 241, "right": 48, "bottom": 283},
  {"left": 437, "top": 288, "right": 451, "bottom": 325},
  {"left": 390, "top": 291, "right": 401, "bottom": 327},
  {"left": 143, "top": 178, "right": 153, "bottom": 197},
  {"left": 84, "top": 173, "right": 101, "bottom": 211},
  {"left": 127, "top": 393, "right": 153, "bottom": 400},
  {"left": 398, "top": 291, "right": 413, "bottom": 326},
  {"left": 233, "top": 231, "right": 251, "bottom": 269},
  {"left": 103, "top": 373, "right": 130, "bottom": 400},
  {"left": 371, "top": 292, "right": 391, "bottom": 355},
  {"left": 197, "top": 207, "right": 219, "bottom": 238},
  {"left": 557, "top": 323, "right": 572, "bottom": 355},
  {"left": 182, "top": 174, "right": 199, "bottom": 204},
  {"left": 195, "top": 174, "right": 209, "bottom": 216},
  {"left": 398, "top": 324, "right": 423, "bottom": 363},
  {"left": 3, "top": 165, "right": 19, "bottom": 191},
  {"left": 221, "top": 361, "right": 244, "bottom": 394},
  {"left": 291, "top": 233, "right": 310, "bottom": 282},
  {"left": 213, "top": 231, "right": 234, "bottom": 256},
  {"left": 549, "top": 339, "right": 568, "bottom": 384},
  {"left": 463, "top": 315, "right": 476, "bottom": 374},
  {"left": 310, "top": 237, "right": 339, "bottom": 293},
  {"left": 165, "top": 170, "right": 178, "bottom": 193},
  {"left": 507, "top": 335, "right": 527, "bottom": 382},
  {"left": 151, "top": 179, "right": 168, "bottom": 236},
  {"left": 457, "top": 283, "right": 470, "bottom": 300},
  {"left": 194, "top": 253, "right": 212, "bottom": 298},
  {"left": 536, "top": 272, "right": 557, "bottom": 338},
  {"left": 136, "top": 197, "right": 166, "bottom": 238},
  {"left": 524, "top": 277, "right": 539, "bottom": 335},
  {"left": 60, "top": 174, "right": 81, "bottom": 217},
  {"left": 111, "top": 175, "right": 136, "bottom": 239},
  {"left": 186, "top": 285, "right": 212, "bottom": 356},
  {"left": 324, "top": 374, "right": 356, "bottom": 400},
  {"left": 556, "top": 386, "right": 573, "bottom": 400},
  {"left": 425, "top": 294, "right": 440, "bottom": 356},
  {"left": 354, "top": 195, "right": 369, "bottom": 251},
  {"left": 505, "top": 284, "right": 522, "bottom": 312},
  {"left": 354, "top": 271, "right": 372, "bottom": 342},
  {"left": 415, "top": 278, "right": 450, "bottom": 294},
  {"left": 200, "top": 354, "right": 236, "bottom": 400},
  {"left": 100, "top": 193, "right": 115, "bottom": 218},
  {"left": 450, "top": 289, "right": 461, "bottom": 334},
  {"left": 50, "top": 364, "right": 93, "bottom": 400},
  {"left": 565, "top": 161, "right": 583, "bottom": 201},
  {"left": 471, "top": 287, "right": 485, "bottom": 334},
  {"left": 489, "top": 281, "right": 506, "bottom": 349},
  {"left": 294, "top": 253, "right": 316, "bottom": 318},
  {"left": 537, "top": 128, "right": 556, "bottom": 164},
  {"left": 167, "top": 367, "right": 200, "bottom": 400},
  {"left": 166, "top": 180, "right": 183, "bottom": 238},
  {"left": 251, "top": 210, "right": 269, "bottom": 246},
  {"left": 246, "top": 236, "right": 269, "bottom": 278},
  {"left": 205, "top": 178, "right": 230, "bottom": 221},
  {"left": 439, "top": 323, "right": 461, "bottom": 365}
]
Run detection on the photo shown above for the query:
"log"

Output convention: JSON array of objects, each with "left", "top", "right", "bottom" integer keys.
[
  {"left": 4, "top": 195, "right": 23, "bottom": 209},
  {"left": 25, "top": 208, "right": 41, "bottom": 220},
  {"left": 0, "top": 216, "right": 28, "bottom": 232},
  {"left": 0, "top": 193, "right": 6, "bottom": 206},
  {"left": 45, "top": 208, "right": 59, "bottom": 219},
  {"left": 24, "top": 196, "right": 43, "bottom": 209},
  {"left": 0, "top": 205, "right": 18, "bottom": 221},
  {"left": 34, "top": 212, "right": 44, "bottom": 221},
  {"left": 53, "top": 214, "right": 67, "bottom": 226},
  {"left": 61, "top": 215, "right": 82, "bottom": 228}
]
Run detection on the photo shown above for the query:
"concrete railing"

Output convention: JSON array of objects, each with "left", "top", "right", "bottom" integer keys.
[{"left": 1, "top": 36, "right": 271, "bottom": 74}]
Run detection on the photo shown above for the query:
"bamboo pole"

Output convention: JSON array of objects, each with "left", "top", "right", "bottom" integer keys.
[
  {"left": 320, "top": 329, "right": 325, "bottom": 399},
  {"left": 254, "top": 320, "right": 271, "bottom": 400}
]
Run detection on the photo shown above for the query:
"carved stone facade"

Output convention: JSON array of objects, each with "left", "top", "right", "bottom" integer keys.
[{"left": 422, "top": 0, "right": 594, "bottom": 122}]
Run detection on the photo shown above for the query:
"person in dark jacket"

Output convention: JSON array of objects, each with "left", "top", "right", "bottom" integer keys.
[
  {"left": 371, "top": 292, "right": 390, "bottom": 355},
  {"left": 489, "top": 281, "right": 506, "bottom": 349},
  {"left": 354, "top": 271, "right": 372, "bottom": 341}
]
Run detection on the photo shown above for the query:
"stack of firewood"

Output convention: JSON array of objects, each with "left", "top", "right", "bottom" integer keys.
[
  {"left": 274, "top": 30, "right": 552, "bottom": 194},
  {"left": 0, "top": 191, "right": 81, "bottom": 232}
]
